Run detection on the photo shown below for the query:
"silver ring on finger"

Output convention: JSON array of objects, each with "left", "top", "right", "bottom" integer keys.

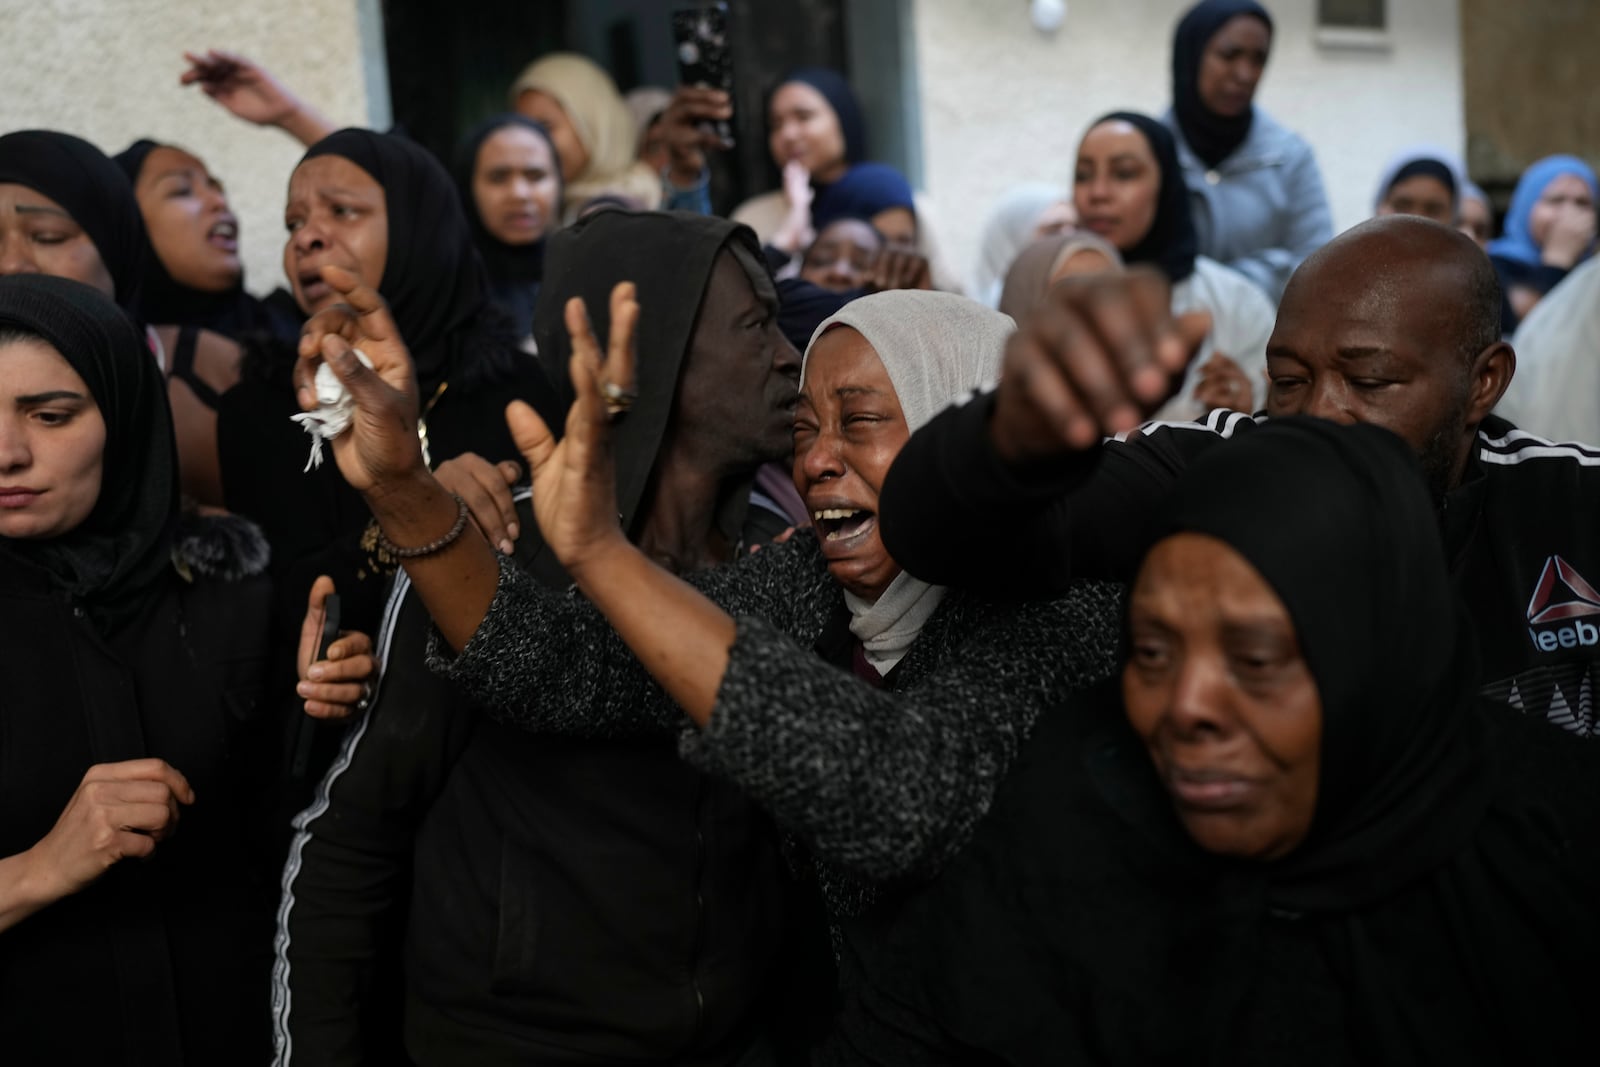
[
  {"left": 356, "top": 682, "right": 374, "bottom": 712},
  {"left": 601, "top": 379, "right": 637, "bottom": 420}
]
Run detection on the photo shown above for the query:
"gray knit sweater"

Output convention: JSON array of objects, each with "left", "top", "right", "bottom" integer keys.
[{"left": 428, "top": 532, "right": 1124, "bottom": 914}]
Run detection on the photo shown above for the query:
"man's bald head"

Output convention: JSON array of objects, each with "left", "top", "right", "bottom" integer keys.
[
  {"left": 1282, "top": 215, "right": 1502, "bottom": 367},
  {"left": 1266, "top": 215, "right": 1515, "bottom": 499}
]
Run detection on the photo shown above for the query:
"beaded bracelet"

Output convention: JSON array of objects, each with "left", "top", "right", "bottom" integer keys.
[{"left": 376, "top": 494, "right": 470, "bottom": 560}]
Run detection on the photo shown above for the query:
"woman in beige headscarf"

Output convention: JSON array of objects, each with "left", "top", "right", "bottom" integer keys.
[{"left": 510, "top": 53, "right": 663, "bottom": 221}]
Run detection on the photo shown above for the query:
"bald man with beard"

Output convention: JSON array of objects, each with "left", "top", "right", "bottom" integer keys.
[{"left": 878, "top": 215, "right": 1600, "bottom": 736}]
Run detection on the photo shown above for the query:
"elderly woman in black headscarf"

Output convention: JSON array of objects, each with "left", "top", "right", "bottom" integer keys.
[
  {"left": 1164, "top": 0, "right": 1331, "bottom": 300},
  {"left": 831, "top": 419, "right": 1600, "bottom": 1065},
  {"left": 217, "top": 128, "right": 561, "bottom": 604},
  {"left": 1074, "top": 111, "right": 1274, "bottom": 418},
  {"left": 0, "top": 274, "right": 280, "bottom": 1063},
  {"left": 451, "top": 115, "right": 564, "bottom": 346},
  {"left": 275, "top": 209, "right": 809, "bottom": 1064}
]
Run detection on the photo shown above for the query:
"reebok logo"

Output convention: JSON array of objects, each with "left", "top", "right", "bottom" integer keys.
[{"left": 1526, "top": 555, "right": 1600, "bottom": 651}]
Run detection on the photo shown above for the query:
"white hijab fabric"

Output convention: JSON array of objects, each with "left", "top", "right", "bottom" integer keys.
[
  {"left": 971, "top": 183, "right": 1071, "bottom": 308},
  {"left": 804, "top": 291, "right": 1015, "bottom": 673}
]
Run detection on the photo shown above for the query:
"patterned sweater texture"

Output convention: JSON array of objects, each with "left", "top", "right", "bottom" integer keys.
[{"left": 428, "top": 531, "right": 1124, "bottom": 918}]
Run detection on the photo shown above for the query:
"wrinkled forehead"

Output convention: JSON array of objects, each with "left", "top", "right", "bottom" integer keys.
[{"left": 1272, "top": 244, "right": 1462, "bottom": 357}]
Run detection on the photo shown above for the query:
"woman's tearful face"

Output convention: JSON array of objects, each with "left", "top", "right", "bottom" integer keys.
[{"left": 792, "top": 326, "right": 909, "bottom": 601}]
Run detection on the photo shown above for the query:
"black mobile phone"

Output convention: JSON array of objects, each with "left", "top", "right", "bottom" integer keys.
[
  {"left": 672, "top": 3, "right": 735, "bottom": 147},
  {"left": 292, "top": 592, "right": 341, "bottom": 778},
  {"left": 315, "top": 592, "right": 342, "bottom": 664}
]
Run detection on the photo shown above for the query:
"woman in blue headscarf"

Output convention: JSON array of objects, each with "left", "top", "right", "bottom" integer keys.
[
  {"left": 1488, "top": 154, "right": 1598, "bottom": 334},
  {"left": 1164, "top": 0, "right": 1332, "bottom": 301},
  {"left": 732, "top": 68, "right": 960, "bottom": 290}
]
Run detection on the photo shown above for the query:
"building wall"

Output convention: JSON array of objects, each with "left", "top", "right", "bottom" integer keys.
[
  {"left": 911, "top": 0, "right": 1466, "bottom": 295},
  {"left": 0, "top": 0, "right": 387, "bottom": 297},
  {"left": 1460, "top": 0, "right": 1600, "bottom": 190}
]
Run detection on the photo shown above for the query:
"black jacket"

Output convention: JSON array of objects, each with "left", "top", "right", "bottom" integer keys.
[
  {"left": 0, "top": 548, "right": 276, "bottom": 1064},
  {"left": 274, "top": 514, "right": 794, "bottom": 1066},
  {"left": 879, "top": 400, "right": 1600, "bottom": 736}
]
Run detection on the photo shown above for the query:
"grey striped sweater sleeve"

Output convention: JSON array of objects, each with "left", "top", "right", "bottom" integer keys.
[
  {"left": 424, "top": 536, "right": 838, "bottom": 738},
  {"left": 679, "top": 581, "right": 1125, "bottom": 884}
]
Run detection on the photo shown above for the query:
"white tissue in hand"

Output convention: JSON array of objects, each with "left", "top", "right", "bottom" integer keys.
[{"left": 290, "top": 349, "right": 373, "bottom": 472}]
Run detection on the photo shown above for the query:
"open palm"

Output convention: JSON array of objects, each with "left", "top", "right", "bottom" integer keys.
[{"left": 507, "top": 283, "right": 638, "bottom": 572}]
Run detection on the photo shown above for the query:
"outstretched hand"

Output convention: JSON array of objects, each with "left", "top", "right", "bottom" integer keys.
[
  {"left": 181, "top": 49, "right": 336, "bottom": 145},
  {"left": 991, "top": 267, "right": 1212, "bottom": 462},
  {"left": 294, "top": 265, "right": 426, "bottom": 496},
  {"left": 506, "top": 283, "right": 638, "bottom": 576}
]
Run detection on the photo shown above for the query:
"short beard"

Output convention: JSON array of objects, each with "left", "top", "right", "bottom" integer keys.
[{"left": 1416, "top": 405, "right": 1470, "bottom": 503}]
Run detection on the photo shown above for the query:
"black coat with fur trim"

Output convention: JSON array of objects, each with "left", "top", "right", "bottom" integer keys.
[{"left": 0, "top": 516, "right": 278, "bottom": 1065}]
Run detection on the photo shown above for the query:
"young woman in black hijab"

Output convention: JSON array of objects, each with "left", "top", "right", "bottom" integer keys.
[
  {"left": 451, "top": 115, "right": 563, "bottom": 346},
  {"left": 1073, "top": 111, "right": 1274, "bottom": 419},
  {"left": 217, "top": 127, "right": 561, "bottom": 592},
  {"left": 0, "top": 129, "right": 249, "bottom": 506},
  {"left": 1164, "top": 0, "right": 1331, "bottom": 300},
  {"left": 0, "top": 274, "right": 279, "bottom": 1064},
  {"left": 832, "top": 419, "right": 1600, "bottom": 1065},
  {"left": 114, "top": 138, "right": 302, "bottom": 343}
]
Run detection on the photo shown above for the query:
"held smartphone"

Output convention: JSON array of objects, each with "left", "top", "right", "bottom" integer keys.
[
  {"left": 292, "top": 592, "right": 341, "bottom": 778},
  {"left": 671, "top": 3, "right": 735, "bottom": 147}
]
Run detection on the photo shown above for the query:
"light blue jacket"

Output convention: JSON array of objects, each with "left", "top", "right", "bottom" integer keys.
[{"left": 1164, "top": 107, "right": 1332, "bottom": 302}]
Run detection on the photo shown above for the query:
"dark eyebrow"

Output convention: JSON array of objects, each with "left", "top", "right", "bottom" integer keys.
[
  {"left": 17, "top": 390, "right": 88, "bottom": 404},
  {"left": 14, "top": 204, "right": 72, "bottom": 219},
  {"left": 1334, "top": 347, "right": 1398, "bottom": 362},
  {"left": 836, "top": 385, "right": 889, "bottom": 398}
]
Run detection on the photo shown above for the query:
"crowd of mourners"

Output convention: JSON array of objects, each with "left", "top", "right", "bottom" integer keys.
[{"left": 2, "top": 0, "right": 1599, "bottom": 1063}]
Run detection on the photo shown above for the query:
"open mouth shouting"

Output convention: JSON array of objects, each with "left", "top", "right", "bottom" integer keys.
[
  {"left": 812, "top": 505, "right": 877, "bottom": 549},
  {"left": 207, "top": 217, "right": 239, "bottom": 252}
]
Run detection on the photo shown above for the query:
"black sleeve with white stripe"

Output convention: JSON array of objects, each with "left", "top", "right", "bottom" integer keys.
[{"left": 879, "top": 393, "right": 1247, "bottom": 597}]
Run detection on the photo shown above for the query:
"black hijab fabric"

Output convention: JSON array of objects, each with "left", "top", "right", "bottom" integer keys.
[
  {"left": 0, "top": 130, "right": 146, "bottom": 313},
  {"left": 844, "top": 419, "right": 1597, "bottom": 1065},
  {"left": 1171, "top": 0, "right": 1273, "bottom": 170},
  {"left": 769, "top": 67, "right": 867, "bottom": 167},
  {"left": 112, "top": 139, "right": 299, "bottom": 342},
  {"left": 0, "top": 275, "right": 177, "bottom": 634},
  {"left": 1092, "top": 112, "right": 1199, "bottom": 283},
  {"left": 452, "top": 115, "right": 564, "bottom": 340},
  {"left": 1384, "top": 158, "right": 1458, "bottom": 202},
  {"left": 301, "top": 128, "right": 506, "bottom": 393},
  {"left": 533, "top": 209, "right": 771, "bottom": 545}
]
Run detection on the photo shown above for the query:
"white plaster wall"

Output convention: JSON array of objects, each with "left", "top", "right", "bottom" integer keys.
[
  {"left": 911, "top": 0, "right": 1466, "bottom": 296},
  {"left": 0, "top": 0, "right": 386, "bottom": 297}
]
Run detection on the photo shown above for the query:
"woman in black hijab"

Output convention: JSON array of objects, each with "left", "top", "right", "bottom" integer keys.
[
  {"left": 217, "top": 127, "right": 561, "bottom": 589},
  {"left": 114, "top": 138, "right": 302, "bottom": 343},
  {"left": 0, "top": 274, "right": 279, "bottom": 1064},
  {"left": 1073, "top": 111, "right": 1274, "bottom": 420},
  {"left": 832, "top": 418, "right": 1600, "bottom": 1065},
  {"left": 1164, "top": 0, "right": 1331, "bottom": 300},
  {"left": 275, "top": 209, "right": 806, "bottom": 1063},
  {"left": 0, "top": 129, "right": 146, "bottom": 311},
  {"left": 451, "top": 115, "right": 564, "bottom": 345}
]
